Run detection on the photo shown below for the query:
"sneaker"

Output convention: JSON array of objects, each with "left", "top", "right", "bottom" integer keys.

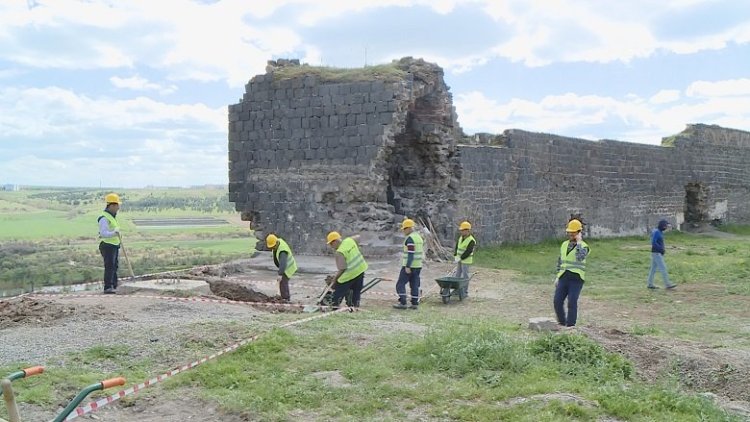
[
  {"left": 647, "top": 285, "right": 659, "bottom": 290},
  {"left": 103, "top": 288, "right": 116, "bottom": 294},
  {"left": 409, "top": 304, "right": 419, "bottom": 310},
  {"left": 561, "top": 326, "right": 577, "bottom": 331},
  {"left": 392, "top": 303, "right": 408, "bottom": 310},
  {"left": 666, "top": 284, "right": 677, "bottom": 290}
]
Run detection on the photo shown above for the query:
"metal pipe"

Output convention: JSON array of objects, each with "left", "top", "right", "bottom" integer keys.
[{"left": 1, "top": 379, "right": 20, "bottom": 422}]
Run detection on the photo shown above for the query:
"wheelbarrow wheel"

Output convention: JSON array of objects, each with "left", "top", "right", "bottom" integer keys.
[{"left": 440, "top": 287, "right": 450, "bottom": 304}]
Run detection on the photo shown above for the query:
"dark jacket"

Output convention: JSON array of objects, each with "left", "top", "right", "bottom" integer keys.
[{"left": 651, "top": 220, "right": 669, "bottom": 255}]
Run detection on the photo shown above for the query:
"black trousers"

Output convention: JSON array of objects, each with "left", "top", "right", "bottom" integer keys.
[
  {"left": 99, "top": 242, "right": 120, "bottom": 290},
  {"left": 279, "top": 274, "right": 291, "bottom": 300},
  {"left": 332, "top": 272, "right": 364, "bottom": 308}
]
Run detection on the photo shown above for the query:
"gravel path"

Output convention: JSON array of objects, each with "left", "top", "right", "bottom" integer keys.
[{"left": 0, "top": 293, "right": 263, "bottom": 366}]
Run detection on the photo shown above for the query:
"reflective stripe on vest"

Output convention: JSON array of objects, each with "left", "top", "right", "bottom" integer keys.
[
  {"left": 455, "top": 235, "right": 475, "bottom": 264},
  {"left": 275, "top": 238, "right": 297, "bottom": 278},
  {"left": 401, "top": 232, "right": 424, "bottom": 268},
  {"left": 99, "top": 212, "right": 120, "bottom": 246},
  {"left": 557, "top": 240, "right": 588, "bottom": 280},
  {"left": 337, "top": 237, "right": 368, "bottom": 283}
]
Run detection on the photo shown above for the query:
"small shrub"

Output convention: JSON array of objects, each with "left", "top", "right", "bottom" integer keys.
[
  {"left": 405, "top": 323, "right": 529, "bottom": 375},
  {"left": 529, "top": 334, "right": 633, "bottom": 380}
]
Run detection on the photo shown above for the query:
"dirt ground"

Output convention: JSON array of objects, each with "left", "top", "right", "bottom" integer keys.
[{"left": 2, "top": 253, "right": 749, "bottom": 420}]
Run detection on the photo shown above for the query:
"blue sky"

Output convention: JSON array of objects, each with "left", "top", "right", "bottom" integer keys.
[{"left": 1, "top": 0, "right": 749, "bottom": 187}]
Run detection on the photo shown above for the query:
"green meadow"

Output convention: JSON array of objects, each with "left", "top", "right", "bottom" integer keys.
[{"left": 0, "top": 187, "right": 252, "bottom": 291}]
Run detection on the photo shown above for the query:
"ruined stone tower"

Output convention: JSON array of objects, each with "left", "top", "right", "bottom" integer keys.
[{"left": 228, "top": 58, "right": 750, "bottom": 253}]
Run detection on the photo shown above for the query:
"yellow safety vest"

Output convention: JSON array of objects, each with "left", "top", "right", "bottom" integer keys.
[
  {"left": 557, "top": 240, "right": 589, "bottom": 281},
  {"left": 337, "top": 237, "right": 368, "bottom": 283},
  {"left": 99, "top": 212, "right": 121, "bottom": 246},
  {"left": 402, "top": 232, "right": 423, "bottom": 268},
  {"left": 274, "top": 238, "right": 298, "bottom": 278},
  {"left": 455, "top": 235, "right": 476, "bottom": 264}
]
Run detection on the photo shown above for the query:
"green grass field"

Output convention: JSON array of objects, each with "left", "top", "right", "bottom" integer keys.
[{"left": 0, "top": 187, "right": 252, "bottom": 291}]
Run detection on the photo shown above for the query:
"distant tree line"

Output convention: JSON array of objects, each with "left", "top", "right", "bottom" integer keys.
[
  {"left": 27, "top": 190, "right": 235, "bottom": 212},
  {"left": 126, "top": 194, "right": 234, "bottom": 213},
  {"left": 28, "top": 190, "right": 108, "bottom": 206}
]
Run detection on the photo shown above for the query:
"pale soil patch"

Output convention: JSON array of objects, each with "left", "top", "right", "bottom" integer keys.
[{"left": 310, "top": 370, "right": 351, "bottom": 388}]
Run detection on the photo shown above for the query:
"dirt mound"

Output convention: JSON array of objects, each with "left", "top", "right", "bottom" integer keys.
[
  {"left": 207, "top": 279, "right": 271, "bottom": 302},
  {"left": 0, "top": 297, "right": 112, "bottom": 328},
  {"left": 581, "top": 325, "right": 750, "bottom": 414}
]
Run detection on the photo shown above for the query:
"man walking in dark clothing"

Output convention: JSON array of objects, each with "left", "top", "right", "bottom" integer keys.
[{"left": 647, "top": 219, "right": 676, "bottom": 290}]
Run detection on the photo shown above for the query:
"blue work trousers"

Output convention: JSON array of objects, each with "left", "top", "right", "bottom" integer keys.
[
  {"left": 553, "top": 272, "right": 584, "bottom": 327},
  {"left": 647, "top": 253, "right": 673, "bottom": 288},
  {"left": 396, "top": 267, "right": 421, "bottom": 305}
]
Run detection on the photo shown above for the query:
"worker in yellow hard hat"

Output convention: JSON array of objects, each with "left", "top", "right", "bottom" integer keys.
[
  {"left": 326, "top": 231, "right": 368, "bottom": 308},
  {"left": 98, "top": 193, "right": 122, "bottom": 294},
  {"left": 393, "top": 218, "right": 424, "bottom": 310},
  {"left": 553, "top": 218, "right": 590, "bottom": 329},
  {"left": 453, "top": 221, "right": 476, "bottom": 297},
  {"left": 266, "top": 234, "right": 297, "bottom": 302}
]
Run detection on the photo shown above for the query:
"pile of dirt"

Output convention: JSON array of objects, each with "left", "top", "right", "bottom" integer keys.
[
  {"left": 0, "top": 297, "right": 114, "bottom": 328},
  {"left": 206, "top": 279, "right": 271, "bottom": 302},
  {"left": 581, "top": 326, "right": 750, "bottom": 416}
]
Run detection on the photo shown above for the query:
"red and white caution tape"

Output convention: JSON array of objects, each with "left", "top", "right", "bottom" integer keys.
[
  {"left": 29, "top": 293, "right": 337, "bottom": 310},
  {"left": 62, "top": 307, "right": 353, "bottom": 421}
]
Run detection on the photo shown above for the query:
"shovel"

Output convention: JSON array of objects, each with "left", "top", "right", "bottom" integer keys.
[
  {"left": 117, "top": 232, "right": 136, "bottom": 280},
  {"left": 303, "top": 278, "right": 334, "bottom": 313}
]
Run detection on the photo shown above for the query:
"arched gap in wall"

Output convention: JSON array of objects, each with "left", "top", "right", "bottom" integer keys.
[{"left": 684, "top": 182, "right": 708, "bottom": 226}]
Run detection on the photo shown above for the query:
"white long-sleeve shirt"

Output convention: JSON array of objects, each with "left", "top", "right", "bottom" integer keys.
[{"left": 98, "top": 214, "right": 118, "bottom": 238}]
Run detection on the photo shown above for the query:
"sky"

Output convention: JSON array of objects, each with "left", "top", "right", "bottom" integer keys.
[{"left": 0, "top": 0, "right": 749, "bottom": 188}]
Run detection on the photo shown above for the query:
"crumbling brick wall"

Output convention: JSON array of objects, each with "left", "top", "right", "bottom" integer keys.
[
  {"left": 228, "top": 58, "right": 462, "bottom": 253},
  {"left": 457, "top": 125, "right": 750, "bottom": 244},
  {"left": 229, "top": 58, "right": 750, "bottom": 252}
]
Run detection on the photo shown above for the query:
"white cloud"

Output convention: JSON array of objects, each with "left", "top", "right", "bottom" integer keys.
[
  {"left": 686, "top": 78, "right": 750, "bottom": 97},
  {"left": 476, "top": 1, "right": 750, "bottom": 70},
  {"left": 0, "top": 149, "right": 228, "bottom": 188},
  {"left": 454, "top": 78, "right": 750, "bottom": 143},
  {"left": 0, "top": 86, "right": 224, "bottom": 138},
  {"left": 1, "top": 0, "right": 747, "bottom": 82},
  {"left": 0, "top": 86, "right": 229, "bottom": 187},
  {"left": 110, "top": 75, "right": 178, "bottom": 94},
  {"left": 650, "top": 89, "right": 681, "bottom": 104}
]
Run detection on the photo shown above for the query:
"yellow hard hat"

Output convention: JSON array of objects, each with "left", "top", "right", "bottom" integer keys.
[
  {"left": 566, "top": 219, "right": 583, "bottom": 232},
  {"left": 401, "top": 219, "right": 415, "bottom": 230},
  {"left": 326, "top": 231, "right": 341, "bottom": 244},
  {"left": 105, "top": 193, "right": 121, "bottom": 204},
  {"left": 265, "top": 234, "right": 278, "bottom": 249},
  {"left": 459, "top": 221, "right": 471, "bottom": 230}
]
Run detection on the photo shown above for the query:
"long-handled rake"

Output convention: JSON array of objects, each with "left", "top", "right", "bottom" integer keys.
[{"left": 117, "top": 233, "right": 136, "bottom": 280}]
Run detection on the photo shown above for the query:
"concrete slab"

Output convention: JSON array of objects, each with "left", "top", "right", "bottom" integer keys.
[{"left": 119, "top": 279, "right": 210, "bottom": 293}]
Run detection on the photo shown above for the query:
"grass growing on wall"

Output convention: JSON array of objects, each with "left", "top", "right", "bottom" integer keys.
[{"left": 271, "top": 62, "right": 407, "bottom": 83}]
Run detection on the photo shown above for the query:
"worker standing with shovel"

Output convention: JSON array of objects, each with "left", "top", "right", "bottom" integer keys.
[
  {"left": 98, "top": 193, "right": 122, "bottom": 294},
  {"left": 266, "top": 234, "right": 297, "bottom": 302},
  {"left": 326, "top": 231, "right": 368, "bottom": 308}
]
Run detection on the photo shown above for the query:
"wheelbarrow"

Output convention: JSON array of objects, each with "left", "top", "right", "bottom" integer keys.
[
  {"left": 1, "top": 366, "right": 44, "bottom": 422},
  {"left": 51, "top": 376, "right": 126, "bottom": 422},
  {"left": 435, "top": 273, "right": 475, "bottom": 304},
  {"left": 0, "top": 365, "right": 125, "bottom": 422}
]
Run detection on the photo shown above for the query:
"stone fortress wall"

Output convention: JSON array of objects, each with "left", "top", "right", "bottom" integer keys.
[{"left": 228, "top": 58, "right": 750, "bottom": 253}]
